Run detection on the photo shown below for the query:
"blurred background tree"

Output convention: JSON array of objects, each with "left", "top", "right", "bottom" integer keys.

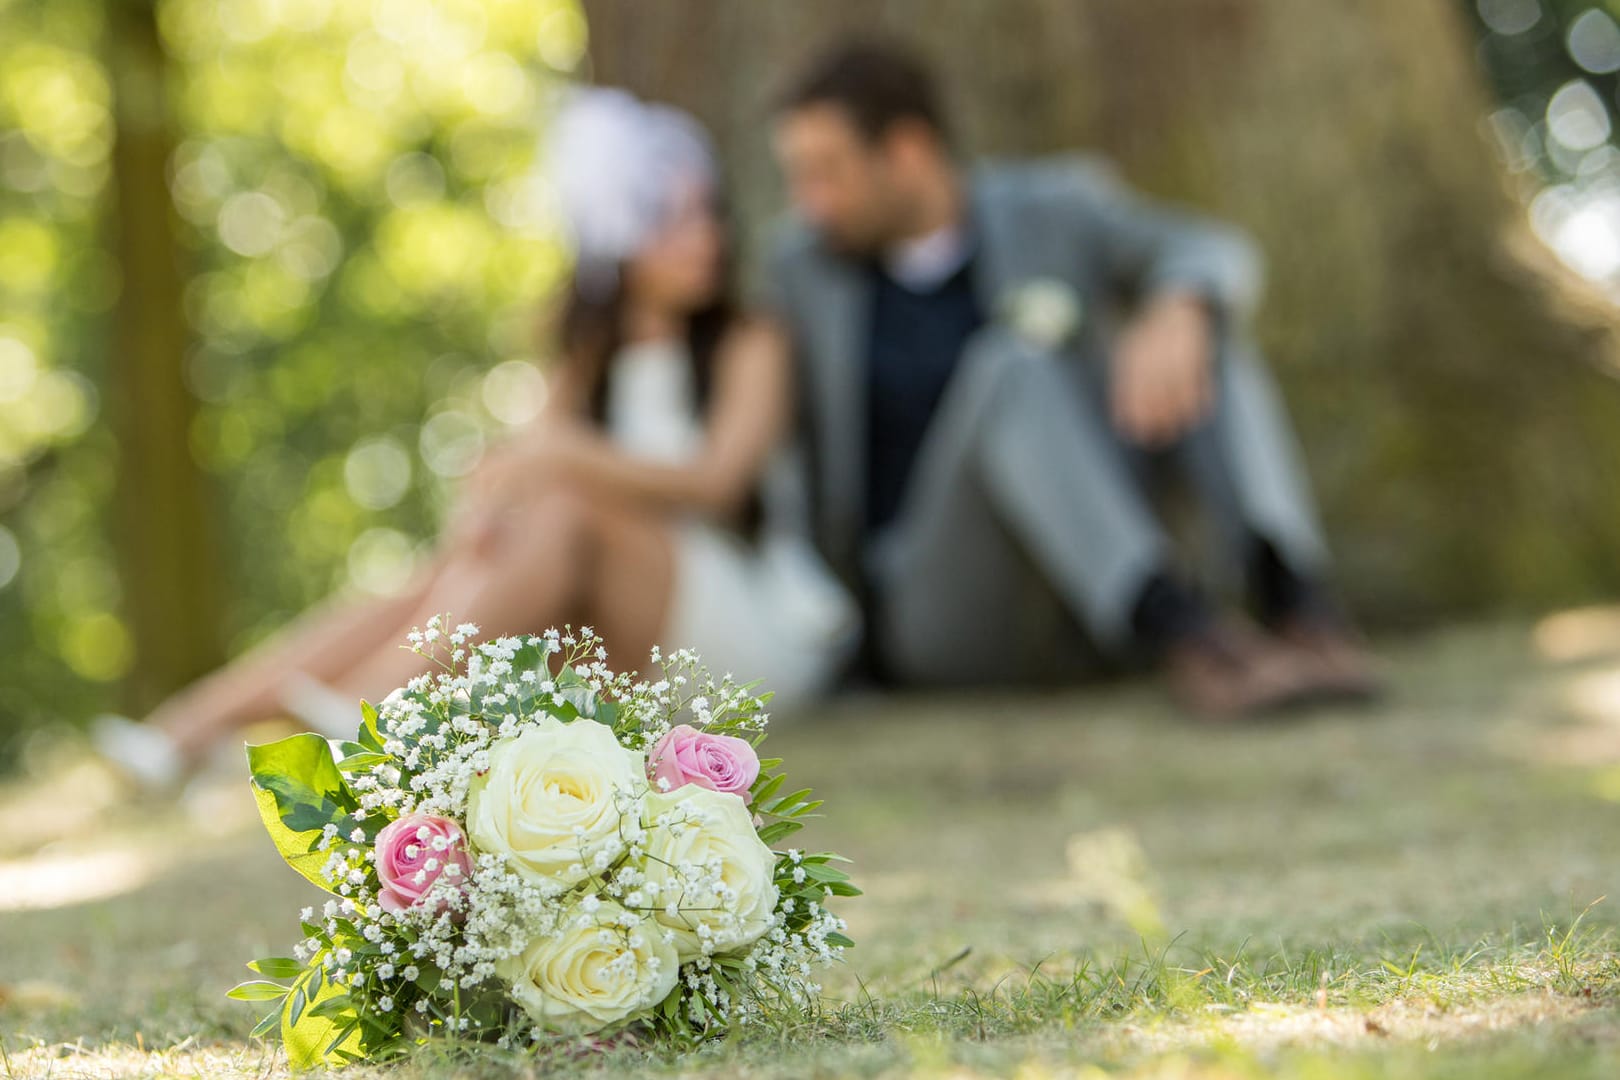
[
  {"left": 104, "top": 0, "right": 227, "bottom": 713},
  {"left": 6, "top": 0, "right": 1620, "bottom": 765},
  {"left": 583, "top": 0, "right": 1620, "bottom": 624}
]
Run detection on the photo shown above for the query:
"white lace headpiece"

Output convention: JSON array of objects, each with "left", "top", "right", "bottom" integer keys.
[{"left": 544, "top": 87, "right": 716, "bottom": 287}]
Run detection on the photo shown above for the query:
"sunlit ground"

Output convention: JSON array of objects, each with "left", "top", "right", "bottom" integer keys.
[{"left": 7, "top": 616, "right": 1620, "bottom": 1078}]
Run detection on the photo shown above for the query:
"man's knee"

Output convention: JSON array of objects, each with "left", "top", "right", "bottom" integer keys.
[
  {"left": 963, "top": 325, "right": 1065, "bottom": 386},
  {"left": 941, "top": 328, "right": 1116, "bottom": 486}
]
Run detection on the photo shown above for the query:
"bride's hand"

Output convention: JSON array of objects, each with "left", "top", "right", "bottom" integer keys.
[
  {"left": 450, "top": 424, "right": 596, "bottom": 550},
  {"left": 465, "top": 426, "right": 571, "bottom": 495}
]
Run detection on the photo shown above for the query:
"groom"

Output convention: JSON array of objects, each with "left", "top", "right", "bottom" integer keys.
[{"left": 762, "top": 38, "right": 1377, "bottom": 717}]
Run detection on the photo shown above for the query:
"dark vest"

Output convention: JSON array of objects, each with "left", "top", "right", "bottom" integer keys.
[{"left": 863, "top": 258, "right": 986, "bottom": 534}]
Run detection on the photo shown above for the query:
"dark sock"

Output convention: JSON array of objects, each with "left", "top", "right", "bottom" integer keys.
[
  {"left": 1248, "top": 536, "right": 1338, "bottom": 627},
  {"left": 1129, "top": 572, "right": 1214, "bottom": 657}
]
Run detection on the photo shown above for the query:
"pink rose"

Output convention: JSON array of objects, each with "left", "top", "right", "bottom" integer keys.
[
  {"left": 373, "top": 813, "right": 473, "bottom": 917},
  {"left": 649, "top": 724, "right": 761, "bottom": 798}
]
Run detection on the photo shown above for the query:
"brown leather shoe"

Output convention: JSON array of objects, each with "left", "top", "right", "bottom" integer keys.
[
  {"left": 1275, "top": 615, "right": 1385, "bottom": 704},
  {"left": 1164, "top": 618, "right": 1324, "bottom": 720}
]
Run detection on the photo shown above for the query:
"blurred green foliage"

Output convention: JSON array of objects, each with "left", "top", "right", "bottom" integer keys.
[
  {"left": 1470, "top": 1, "right": 1620, "bottom": 278},
  {"left": 0, "top": 0, "right": 584, "bottom": 754},
  {"left": 1472, "top": 0, "right": 1620, "bottom": 172}
]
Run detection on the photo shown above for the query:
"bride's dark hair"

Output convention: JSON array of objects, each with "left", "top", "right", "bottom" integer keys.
[
  {"left": 555, "top": 214, "right": 738, "bottom": 425},
  {"left": 549, "top": 194, "right": 763, "bottom": 532}
]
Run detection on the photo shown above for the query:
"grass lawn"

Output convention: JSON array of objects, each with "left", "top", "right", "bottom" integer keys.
[{"left": 5, "top": 615, "right": 1620, "bottom": 1077}]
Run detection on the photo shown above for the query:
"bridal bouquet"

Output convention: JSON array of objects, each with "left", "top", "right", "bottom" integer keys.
[{"left": 231, "top": 619, "right": 855, "bottom": 1069}]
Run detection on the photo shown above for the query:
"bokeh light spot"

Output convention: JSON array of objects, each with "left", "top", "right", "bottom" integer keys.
[
  {"left": 344, "top": 435, "right": 413, "bottom": 510},
  {"left": 480, "top": 359, "right": 547, "bottom": 426},
  {"left": 1568, "top": 8, "right": 1620, "bottom": 74},
  {"left": 1546, "top": 79, "right": 1611, "bottom": 151},
  {"left": 347, "top": 526, "right": 418, "bottom": 595},
  {"left": 60, "top": 612, "right": 133, "bottom": 682},
  {"left": 1478, "top": 0, "right": 1542, "bottom": 36},
  {"left": 217, "top": 191, "right": 288, "bottom": 257},
  {"left": 418, "top": 409, "right": 485, "bottom": 477},
  {"left": 0, "top": 336, "right": 40, "bottom": 403}
]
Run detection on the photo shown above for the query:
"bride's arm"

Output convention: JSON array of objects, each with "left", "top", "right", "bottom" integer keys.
[{"left": 533, "top": 318, "right": 793, "bottom": 520}]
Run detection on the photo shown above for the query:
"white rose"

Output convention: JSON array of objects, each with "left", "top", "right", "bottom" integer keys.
[
  {"left": 466, "top": 717, "right": 643, "bottom": 888},
  {"left": 640, "top": 785, "right": 779, "bottom": 961},
  {"left": 498, "top": 901, "right": 678, "bottom": 1034}
]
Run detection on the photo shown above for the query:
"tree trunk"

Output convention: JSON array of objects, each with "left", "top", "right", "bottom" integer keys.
[
  {"left": 580, "top": 0, "right": 1620, "bottom": 625},
  {"left": 103, "top": 0, "right": 225, "bottom": 710}
]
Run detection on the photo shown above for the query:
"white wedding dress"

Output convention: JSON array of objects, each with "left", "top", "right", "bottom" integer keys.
[{"left": 603, "top": 338, "right": 858, "bottom": 707}]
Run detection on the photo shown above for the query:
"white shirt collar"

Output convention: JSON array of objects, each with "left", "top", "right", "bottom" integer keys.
[{"left": 883, "top": 221, "right": 971, "bottom": 292}]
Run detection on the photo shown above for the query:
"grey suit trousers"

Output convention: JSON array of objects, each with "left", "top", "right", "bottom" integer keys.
[{"left": 865, "top": 326, "right": 1328, "bottom": 686}]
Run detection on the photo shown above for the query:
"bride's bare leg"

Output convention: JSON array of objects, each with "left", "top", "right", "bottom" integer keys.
[
  {"left": 135, "top": 481, "right": 676, "bottom": 768},
  {"left": 150, "top": 552, "right": 449, "bottom": 761},
  {"left": 579, "top": 497, "right": 676, "bottom": 676},
  {"left": 330, "top": 488, "right": 675, "bottom": 702}
]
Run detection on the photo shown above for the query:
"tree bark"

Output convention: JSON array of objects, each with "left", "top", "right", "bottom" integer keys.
[
  {"left": 103, "top": 0, "right": 225, "bottom": 709},
  {"left": 581, "top": 0, "right": 1620, "bottom": 624}
]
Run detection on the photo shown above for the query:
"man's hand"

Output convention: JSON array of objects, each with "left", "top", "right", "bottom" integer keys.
[{"left": 1110, "top": 291, "right": 1216, "bottom": 448}]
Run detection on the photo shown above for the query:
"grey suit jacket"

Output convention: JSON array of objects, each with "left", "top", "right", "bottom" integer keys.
[{"left": 762, "top": 153, "right": 1265, "bottom": 590}]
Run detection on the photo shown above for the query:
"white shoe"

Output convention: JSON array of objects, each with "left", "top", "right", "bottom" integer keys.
[
  {"left": 90, "top": 714, "right": 185, "bottom": 793},
  {"left": 279, "top": 673, "right": 361, "bottom": 742}
]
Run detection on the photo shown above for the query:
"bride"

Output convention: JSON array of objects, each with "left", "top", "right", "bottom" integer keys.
[{"left": 95, "top": 88, "right": 857, "bottom": 788}]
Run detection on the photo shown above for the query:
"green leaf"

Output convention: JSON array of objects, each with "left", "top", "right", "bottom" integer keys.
[
  {"left": 799, "top": 862, "right": 850, "bottom": 884},
  {"left": 826, "top": 931, "right": 855, "bottom": 948},
  {"left": 336, "top": 751, "right": 390, "bottom": 770},
  {"left": 750, "top": 772, "right": 787, "bottom": 809},
  {"left": 227, "top": 980, "right": 292, "bottom": 1002},
  {"left": 556, "top": 684, "right": 596, "bottom": 718},
  {"left": 307, "top": 993, "right": 355, "bottom": 1020},
  {"left": 358, "top": 701, "right": 385, "bottom": 753},
  {"left": 411, "top": 963, "right": 442, "bottom": 994},
  {"left": 287, "top": 978, "right": 308, "bottom": 1028},
  {"left": 765, "top": 788, "right": 814, "bottom": 815},
  {"left": 250, "top": 1006, "right": 282, "bottom": 1038},
  {"left": 710, "top": 964, "right": 740, "bottom": 1001},
  {"left": 325, "top": 1021, "right": 361, "bottom": 1058},
  {"left": 283, "top": 964, "right": 362, "bottom": 1070},
  {"left": 247, "top": 957, "right": 307, "bottom": 979},
  {"left": 247, "top": 732, "right": 360, "bottom": 892},
  {"left": 757, "top": 820, "right": 803, "bottom": 845}
]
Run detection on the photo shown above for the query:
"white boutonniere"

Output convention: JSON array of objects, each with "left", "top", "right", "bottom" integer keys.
[{"left": 998, "top": 277, "right": 1084, "bottom": 350}]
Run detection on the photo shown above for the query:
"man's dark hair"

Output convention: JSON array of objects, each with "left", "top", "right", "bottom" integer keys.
[{"left": 776, "top": 37, "right": 949, "bottom": 144}]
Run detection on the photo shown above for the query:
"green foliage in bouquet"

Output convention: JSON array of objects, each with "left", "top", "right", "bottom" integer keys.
[{"left": 230, "top": 619, "right": 856, "bottom": 1069}]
